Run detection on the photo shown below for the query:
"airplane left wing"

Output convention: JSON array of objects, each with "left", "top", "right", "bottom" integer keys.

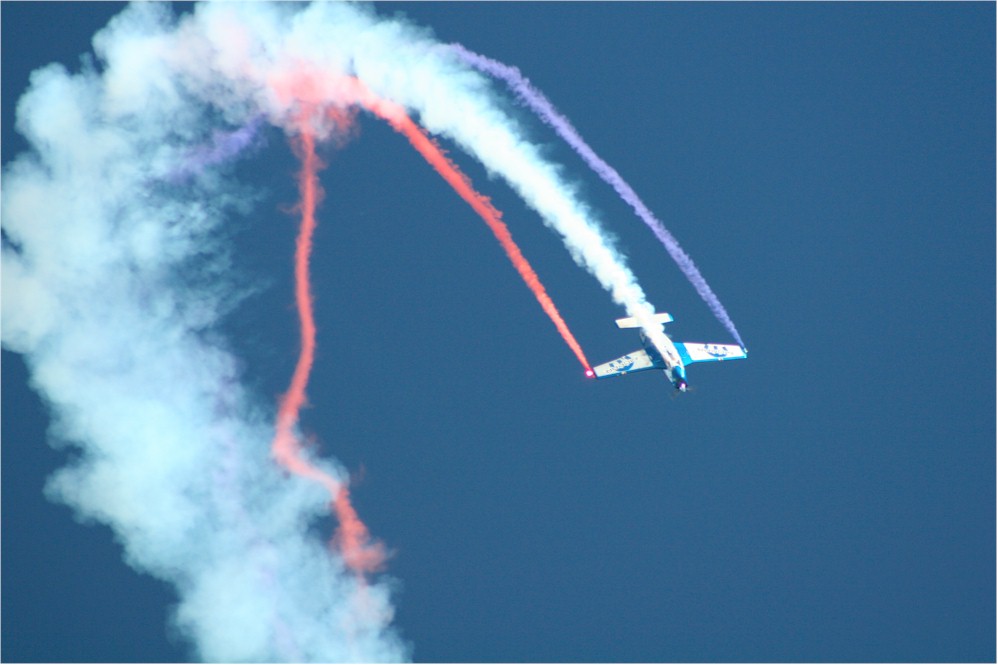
[
  {"left": 592, "top": 349, "right": 656, "bottom": 378},
  {"left": 674, "top": 342, "right": 747, "bottom": 365}
]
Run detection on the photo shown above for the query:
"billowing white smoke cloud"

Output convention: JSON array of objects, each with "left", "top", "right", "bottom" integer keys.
[{"left": 3, "top": 2, "right": 670, "bottom": 661}]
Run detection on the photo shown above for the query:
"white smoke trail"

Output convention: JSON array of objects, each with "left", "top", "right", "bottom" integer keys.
[
  {"left": 333, "top": 4, "right": 677, "bottom": 356},
  {"left": 3, "top": 2, "right": 674, "bottom": 661}
]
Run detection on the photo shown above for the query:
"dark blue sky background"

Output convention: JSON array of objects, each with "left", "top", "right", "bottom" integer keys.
[{"left": 2, "top": 2, "right": 994, "bottom": 663}]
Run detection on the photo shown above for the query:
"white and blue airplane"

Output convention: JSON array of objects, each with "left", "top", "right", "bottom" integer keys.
[{"left": 590, "top": 313, "right": 747, "bottom": 392}]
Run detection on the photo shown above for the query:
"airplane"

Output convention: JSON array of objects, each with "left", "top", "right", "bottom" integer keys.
[{"left": 589, "top": 313, "right": 746, "bottom": 392}]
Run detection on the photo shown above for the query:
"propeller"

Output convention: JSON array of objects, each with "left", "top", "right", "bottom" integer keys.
[{"left": 670, "top": 384, "right": 696, "bottom": 399}]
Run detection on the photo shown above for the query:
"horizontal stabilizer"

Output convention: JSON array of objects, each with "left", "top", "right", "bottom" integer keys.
[
  {"left": 674, "top": 342, "right": 747, "bottom": 365},
  {"left": 592, "top": 349, "right": 657, "bottom": 378},
  {"left": 615, "top": 312, "right": 673, "bottom": 329}
]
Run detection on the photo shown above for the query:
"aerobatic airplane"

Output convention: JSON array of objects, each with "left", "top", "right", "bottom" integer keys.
[{"left": 589, "top": 313, "right": 746, "bottom": 392}]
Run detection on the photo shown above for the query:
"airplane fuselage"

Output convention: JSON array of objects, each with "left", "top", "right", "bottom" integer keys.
[{"left": 639, "top": 331, "right": 688, "bottom": 392}]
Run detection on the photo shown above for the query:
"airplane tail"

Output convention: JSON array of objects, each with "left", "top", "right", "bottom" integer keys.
[{"left": 615, "top": 312, "right": 673, "bottom": 329}]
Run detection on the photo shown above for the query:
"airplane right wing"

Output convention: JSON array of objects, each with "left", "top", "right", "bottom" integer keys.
[
  {"left": 674, "top": 342, "right": 747, "bottom": 365},
  {"left": 592, "top": 349, "right": 657, "bottom": 378}
]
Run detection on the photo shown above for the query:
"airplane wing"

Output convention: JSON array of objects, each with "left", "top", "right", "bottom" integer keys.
[
  {"left": 592, "top": 349, "right": 657, "bottom": 378},
  {"left": 674, "top": 342, "right": 747, "bottom": 365}
]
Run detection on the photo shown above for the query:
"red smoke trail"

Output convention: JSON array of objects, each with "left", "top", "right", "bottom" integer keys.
[
  {"left": 271, "top": 118, "right": 385, "bottom": 575},
  {"left": 342, "top": 85, "right": 592, "bottom": 374},
  {"left": 267, "top": 65, "right": 591, "bottom": 575}
]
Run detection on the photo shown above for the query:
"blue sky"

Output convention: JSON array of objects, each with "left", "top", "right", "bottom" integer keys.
[{"left": 2, "top": 2, "right": 994, "bottom": 662}]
